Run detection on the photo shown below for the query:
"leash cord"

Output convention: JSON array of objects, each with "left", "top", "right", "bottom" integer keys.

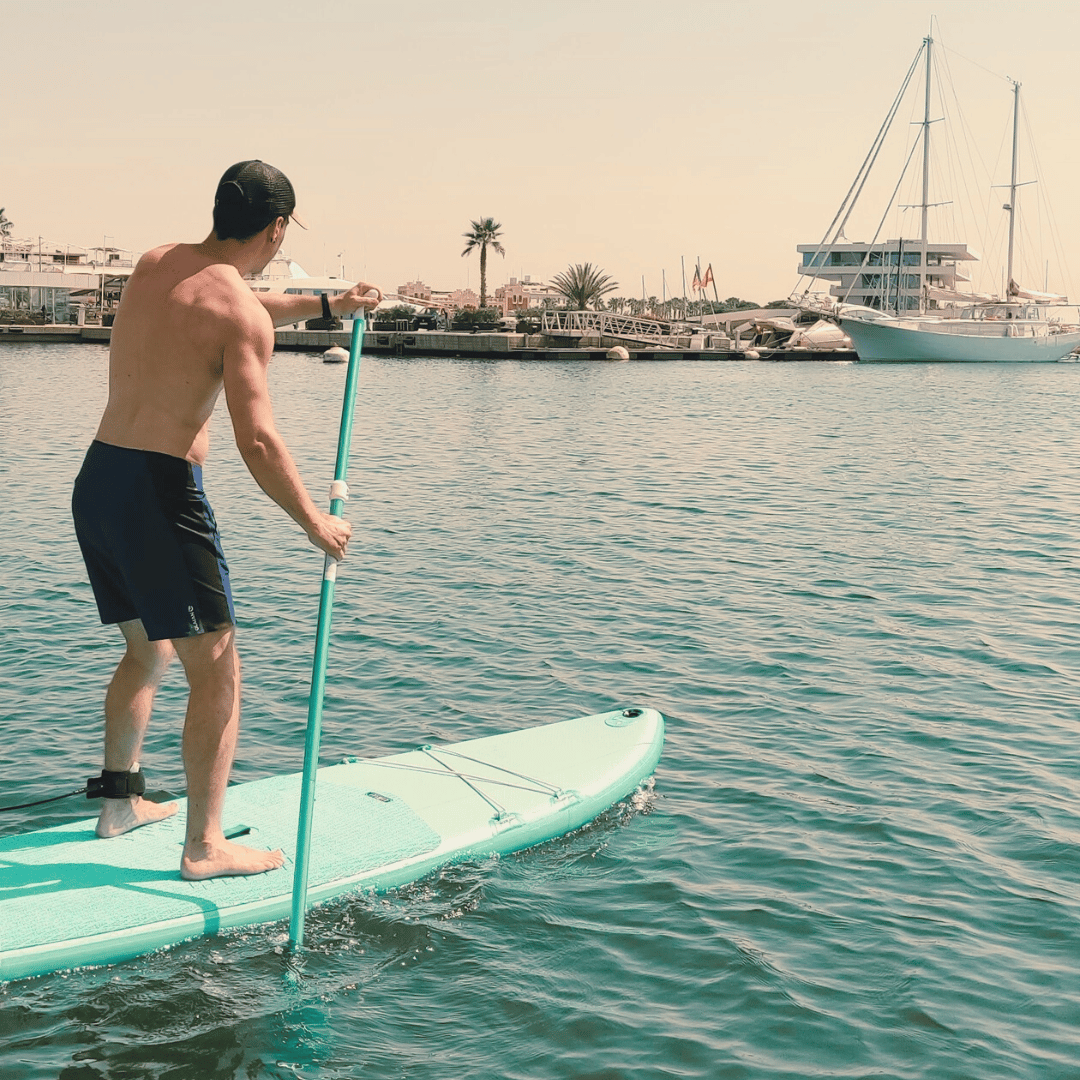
[{"left": 0, "top": 787, "right": 88, "bottom": 812}]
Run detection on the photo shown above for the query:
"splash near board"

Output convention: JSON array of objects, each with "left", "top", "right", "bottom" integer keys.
[{"left": 0, "top": 706, "right": 663, "bottom": 982}]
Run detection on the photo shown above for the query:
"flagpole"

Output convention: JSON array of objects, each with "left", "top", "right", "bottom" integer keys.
[
  {"left": 289, "top": 315, "right": 365, "bottom": 949},
  {"left": 691, "top": 260, "right": 703, "bottom": 322}
]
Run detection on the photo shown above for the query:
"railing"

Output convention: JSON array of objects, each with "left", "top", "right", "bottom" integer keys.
[{"left": 541, "top": 310, "right": 701, "bottom": 345}]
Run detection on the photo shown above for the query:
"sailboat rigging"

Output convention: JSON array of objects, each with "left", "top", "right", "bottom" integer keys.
[{"left": 795, "top": 31, "right": 1080, "bottom": 362}]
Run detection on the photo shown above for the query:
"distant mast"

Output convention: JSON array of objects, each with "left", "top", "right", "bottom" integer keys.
[
  {"left": 919, "top": 33, "right": 932, "bottom": 313},
  {"left": 1005, "top": 79, "right": 1021, "bottom": 297}
]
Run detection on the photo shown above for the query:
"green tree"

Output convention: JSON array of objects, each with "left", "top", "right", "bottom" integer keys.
[
  {"left": 0, "top": 208, "right": 12, "bottom": 239},
  {"left": 451, "top": 306, "right": 501, "bottom": 331},
  {"left": 373, "top": 304, "right": 421, "bottom": 329},
  {"left": 460, "top": 218, "right": 505, "bottom": 309},
  {"left": 551, "top": 263, "right": 618, "bottom": 310}
]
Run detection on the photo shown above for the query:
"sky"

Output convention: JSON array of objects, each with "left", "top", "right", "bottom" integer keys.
[{"left": 4, "top": 0, "right": 1080, "bottom": 305}]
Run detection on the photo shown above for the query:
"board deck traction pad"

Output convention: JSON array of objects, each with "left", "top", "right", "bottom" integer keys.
[{"left": 0, "top": 707, "right": 664, "bottom": 982}]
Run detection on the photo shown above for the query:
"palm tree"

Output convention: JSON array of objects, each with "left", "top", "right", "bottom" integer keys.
[
  {"left": 550, "top": 263, "right": 618, "bottom": 311},
  {"left": 0, "top": 208, "right": 12, "bottom": 239},
  {"left": 460, "top": 218, "right": 505, "bottom": 309}
]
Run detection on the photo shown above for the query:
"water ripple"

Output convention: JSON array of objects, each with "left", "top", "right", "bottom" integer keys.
[{"left": 2, "top": 351, "right": 1080, "bottom": 1078}]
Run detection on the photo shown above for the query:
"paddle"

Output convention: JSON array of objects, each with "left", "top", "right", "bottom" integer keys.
[{"left": 289, "top": 315, "right": 365, "bottom": 947}]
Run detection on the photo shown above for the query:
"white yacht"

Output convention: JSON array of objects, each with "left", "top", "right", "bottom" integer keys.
[{"left": 246, "top": 256, "right": 355, "bottom": 300}]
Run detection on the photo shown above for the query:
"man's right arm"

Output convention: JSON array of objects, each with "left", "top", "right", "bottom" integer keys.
[
  {"left": 258, "top": 280, "right": 382, "bottom": 327},
  {"left": 222, "top": 301, "right": 351, "bottom": 560}
]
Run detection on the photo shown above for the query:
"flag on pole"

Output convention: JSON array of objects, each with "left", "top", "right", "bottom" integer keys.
[
  {"left": 701, "top": 264, "right": 714, "bottom": 290},
  {"left": 691, "top": 266, "right": 703, "bottom": 291}
]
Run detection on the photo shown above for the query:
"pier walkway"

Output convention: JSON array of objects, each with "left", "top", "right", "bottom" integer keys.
[{"left": 540, "top": 310, "right": 729, "bottom": 349}]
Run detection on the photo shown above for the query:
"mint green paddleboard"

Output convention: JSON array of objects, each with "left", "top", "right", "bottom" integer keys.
[{"left": 0, "top": 706, "right": 663, "bottom": 982}]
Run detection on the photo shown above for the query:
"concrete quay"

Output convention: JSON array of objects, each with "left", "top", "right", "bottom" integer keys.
[
  {"left": 0, "top": 324, "right": 112, "bottom": 344},
  {"left": 0, "top": 324, "right": 855, "bottom": 362},
  {"left": 277, "top": 328, "right": 855, "bottom": 362}
]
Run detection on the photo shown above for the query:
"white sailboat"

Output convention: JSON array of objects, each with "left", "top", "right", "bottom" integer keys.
[
  {"left": 838, "top": 297, "right": 1080, "bottom": 363},
  {"left": 803, "top": 34, "right": 1080, "bottom": 363}
]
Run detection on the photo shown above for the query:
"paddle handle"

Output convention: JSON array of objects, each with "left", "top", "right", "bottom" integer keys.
[{"left": 289, "top": 317, "right": 365, "bottom": 947}]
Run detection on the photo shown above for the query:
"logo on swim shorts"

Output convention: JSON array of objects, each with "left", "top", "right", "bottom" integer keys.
[{"left": 188, "top": 605, "right": 201, "bottom": 633}]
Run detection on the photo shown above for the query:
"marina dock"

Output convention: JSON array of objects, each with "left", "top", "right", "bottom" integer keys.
[{"left": 0, "top": 324, "right": 855, "bottom": 362}]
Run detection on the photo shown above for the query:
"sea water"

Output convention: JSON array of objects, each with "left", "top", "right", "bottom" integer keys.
[{"left": 1, "top": 345, "right": 1078, "bottom": 1080}]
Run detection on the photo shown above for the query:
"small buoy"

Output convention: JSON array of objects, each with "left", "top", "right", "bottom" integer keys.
[
  {"left": 744, "top": 349, "right": 761, "bottom": 360},
  {"left": 322, "top": 346, "right": 348, "bottom": 364},
  {"left": 605, "top": 346, "right": 630, "bottom": 361}
]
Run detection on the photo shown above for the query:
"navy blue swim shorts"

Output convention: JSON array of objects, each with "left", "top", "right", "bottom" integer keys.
[{"left": 72, "top": 441, "right": 236, "bottom": 641}]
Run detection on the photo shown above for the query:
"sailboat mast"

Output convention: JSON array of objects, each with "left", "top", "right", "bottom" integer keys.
[
  {"left": 919, "top": 33, "right": 932, "bottom": 312},
  {"left": 1006, "top": 80, "right": 1020, "bottom": 296}
]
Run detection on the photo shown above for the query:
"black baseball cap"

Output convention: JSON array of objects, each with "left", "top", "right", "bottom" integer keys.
[{"left": 213, "top": 160, "right": 307, "bottom": 238}]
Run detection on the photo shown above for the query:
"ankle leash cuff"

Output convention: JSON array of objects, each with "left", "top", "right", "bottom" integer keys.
[{"left": 87, "top": 769, "right": 147, "bottom": 800}]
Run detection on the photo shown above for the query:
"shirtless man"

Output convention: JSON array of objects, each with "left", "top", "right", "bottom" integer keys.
[{"left": 71, "top": 160, "right": 382, "bottom": 880}]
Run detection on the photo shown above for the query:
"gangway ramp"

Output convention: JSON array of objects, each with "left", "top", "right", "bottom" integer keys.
[{"left": 542, "top": 310, "right": 693, "bottom": 347}]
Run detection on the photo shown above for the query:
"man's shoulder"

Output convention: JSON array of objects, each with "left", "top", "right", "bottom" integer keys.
[
  {"left": 132, "top": 244, "right": 271, "bottom": 342},
  {"left": 206, "top": 270, "right": 274, "bottom": 346},
  {"left": 131, "top": 243, "right": 232, "bottom": 293},
  {"left": 136, "top": 242, "right": 178, "bottom": 267},
  {"left": 170, "top": 252, "right": 266, "bottom": 323}
]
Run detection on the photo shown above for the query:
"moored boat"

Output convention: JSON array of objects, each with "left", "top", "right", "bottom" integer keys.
[
  {"left": 799, "top": 31, "right": 1080, "bottom": 363},
  {"left": 840, "top": 302, "right": 1080, "bottom": 363}
]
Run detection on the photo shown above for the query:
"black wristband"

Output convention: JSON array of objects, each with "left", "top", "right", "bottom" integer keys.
[{"left": 320, "top": 292, "right": 332, "bottom": 320}]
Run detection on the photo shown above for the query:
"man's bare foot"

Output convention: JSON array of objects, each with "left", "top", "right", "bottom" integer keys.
[
  {"left": 96, "top": 795, "right": 179, "bottom": 838},
  {"left": 181, "top": 839, "right": 285, "bottom": 881}
]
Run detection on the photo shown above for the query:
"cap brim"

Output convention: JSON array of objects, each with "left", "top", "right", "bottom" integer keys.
[{"left": 290, "top": 209, "right": 308, "bottom": 230}]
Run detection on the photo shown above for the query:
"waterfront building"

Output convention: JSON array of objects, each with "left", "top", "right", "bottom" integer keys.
[
  {"left": 390, "top": 275, "right": 560, "bottom": 315},
  {"left": 0, "top": 237, "right": 137, "bottom": 324},
  {"left": 795, "top": 240, "right": 976, "bottom": 311},
  {"left": 397, "top": 279, "right": 432, "bottom": 302},
  {"left": 447, "top": 287, "right": 481, "bottom": 309},
  {"left": 493, "top": 276, "right": 562, "bottom": 315}
]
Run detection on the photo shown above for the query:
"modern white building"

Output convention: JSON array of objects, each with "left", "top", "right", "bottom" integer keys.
[
  {"left": 795, "top": 240, "right": 978, "bottom": 311},
  {"left": 0, "top": 238, "right": 137, "bottom": 324}
]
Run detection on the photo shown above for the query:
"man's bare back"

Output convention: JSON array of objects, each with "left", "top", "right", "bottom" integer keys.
[{"left": 96, "top": 242, "right": 271, "bottom": 466}]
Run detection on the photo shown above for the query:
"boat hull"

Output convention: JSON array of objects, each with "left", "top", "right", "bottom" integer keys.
[{"left": 841, "top": 317, "right": 1080, "bottom": 363}]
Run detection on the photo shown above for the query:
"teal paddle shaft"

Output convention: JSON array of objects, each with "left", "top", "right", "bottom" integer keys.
[{"left": 289, "top": 318, "right": 365, "bottom": 947}]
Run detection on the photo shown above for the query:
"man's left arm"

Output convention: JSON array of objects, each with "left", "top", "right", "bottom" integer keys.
[{"left": 256, "top": 280, "right": 383, "bottom": 326}]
